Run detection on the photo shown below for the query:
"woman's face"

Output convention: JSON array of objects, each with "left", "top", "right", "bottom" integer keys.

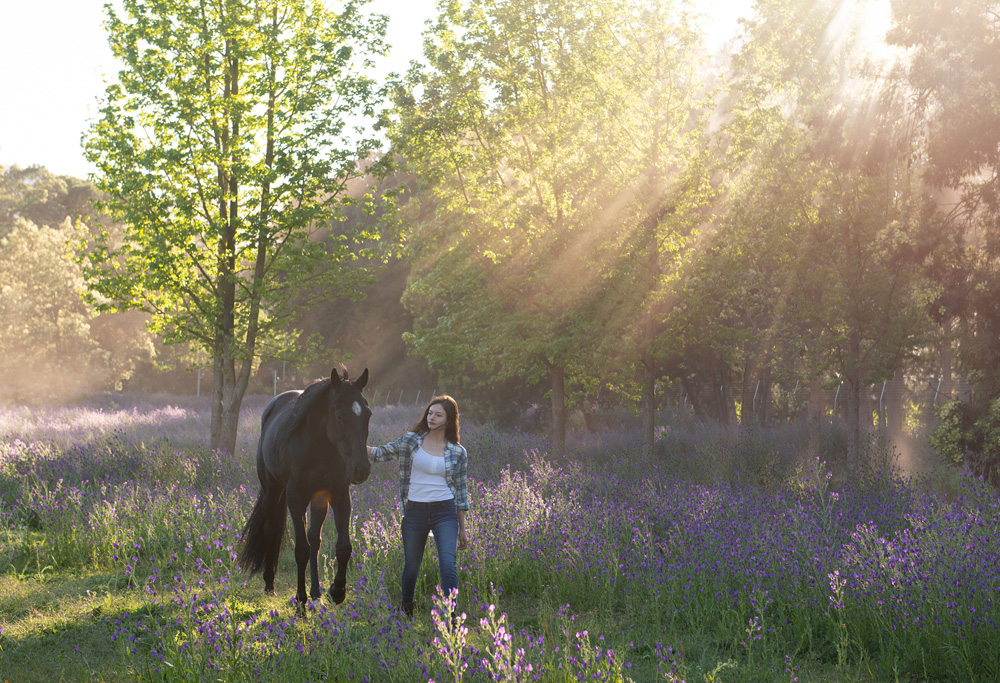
[{"left": 426, "top": 403, "right": 449, "bottom": 432}]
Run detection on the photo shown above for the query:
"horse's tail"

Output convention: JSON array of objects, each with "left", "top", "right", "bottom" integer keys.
[{"left": 238, "top": 483, "right": 285, "bottom": 575}]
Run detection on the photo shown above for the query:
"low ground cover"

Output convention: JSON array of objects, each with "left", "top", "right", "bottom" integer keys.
[{"left": 0, "top": 395, "right": 997, "bottom": 681}]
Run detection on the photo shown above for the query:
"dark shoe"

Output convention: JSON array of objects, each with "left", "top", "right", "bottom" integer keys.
[{"left": 401, "top": 601, "right": 414, "bottom": 618}]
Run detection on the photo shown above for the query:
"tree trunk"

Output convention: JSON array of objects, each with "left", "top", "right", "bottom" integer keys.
[
  {"left": 641, "top": 352, "right": 656, "bottom": 459},
  {"left": 550, "top": 364, "right": 567, "bottom": 457},
  {"left": 582, "top": 399, "right": 598, "bottom": 434},
  {"left": 808, "top": 375, "right": 823, "bottom": 460},
  {"left": 845, "top": 331, "right": 862, "bottom": 462},
  {"left": 739, "top": 357, "right": 754, "bottom": 425},
  {"left": 211, "top": 340, "right": 225, "bottom": 451},
  {"left": 846, "top": 377, "right": 861, "bottom": 463},
  {"left": 757, "top": 365, "right": 771, "bottom": 427},
  {"left": 218, "top": 381, "right": 243, "bottom": 455},
  {"left": 860, "top": 382, "right": 874, "bottom": 430},
  {"left": 888, "top": 367, "right": 905, "bottom": 435},
  {"left": 210, "top": 339, "right": 254, "bottom": 454},
  {"left": 720, "top": 360, "right": 737, "bottom": 426},
  {"left": 207, "top": 41, "right": 255, "bottom": 456},
  {"left": 681, "top": 376, "right": 708, "bottom": 422},
  {"left": 939, "top": 318, "right": 953, "bottom": 402}
]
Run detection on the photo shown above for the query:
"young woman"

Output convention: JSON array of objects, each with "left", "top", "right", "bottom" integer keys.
[{"left": 368, "top": 395, "right": 470, "bottom": 616}]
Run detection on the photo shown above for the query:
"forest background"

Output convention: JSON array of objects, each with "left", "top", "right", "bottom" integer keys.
[{"left": 2, "top": 0, "right": 999, "bottom": 478}]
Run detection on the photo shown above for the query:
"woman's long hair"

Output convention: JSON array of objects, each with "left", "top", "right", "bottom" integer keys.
[{"left": 410, "top": 395, "right": 460, "bottom": 444}]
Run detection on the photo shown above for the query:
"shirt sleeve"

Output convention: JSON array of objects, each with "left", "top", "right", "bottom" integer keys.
[
  {"left": 370, "top": 433, "right": 415, "bottom": 463},
  {"left": 453, "top": 444, "right": 470, "bottom": 511}
]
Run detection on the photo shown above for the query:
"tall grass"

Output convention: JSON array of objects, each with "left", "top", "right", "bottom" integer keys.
[{"left": 0, "top": 395, "right": 997, "bottom": 682}]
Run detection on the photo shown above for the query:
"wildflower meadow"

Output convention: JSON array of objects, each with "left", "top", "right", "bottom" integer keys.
[{"left": 1, "top": 393, "right": 998, "bottom": 682}]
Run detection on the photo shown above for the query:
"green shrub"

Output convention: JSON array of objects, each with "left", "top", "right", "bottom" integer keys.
[
  {"left": 929, "top": 399, "right": 1000, "bottom": 485},
  {"left": 929, "top": 400, "right": 975, "bottom": 467}
]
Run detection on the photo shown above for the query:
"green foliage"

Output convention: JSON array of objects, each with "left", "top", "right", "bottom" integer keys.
[
  {"left": 0, "top": 165, "right": 104, "bottom": 240},
  {"left": 389, "top": 0, "right": 713, "bottom": 448},
  {"left": 0, "top": 218, "right": 154, "bottom": 398},
  {"left": 707, "top": 0, "right": 935, "bottom": 443},
  {"left": 930, "top": 399, "right": 1000, "bottom": 485},
  {"left": 887, "top": 0, "right": 1000, "bottom": 409},
  {"left": 0, "top": 165, "right": 153, "bottom": 398},
  {"left": 929, "top": 399, "right": 973, "bottom": 468},
  {"left": 83, "top": 0, "right": 396, "bottom": 451},
  {"left": 973, "top": 400, "right": 1000, "bottom": 485}
]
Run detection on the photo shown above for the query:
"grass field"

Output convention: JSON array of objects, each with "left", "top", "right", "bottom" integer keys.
[{"left": 1, "top": 394, "right": 998, "bottom": 682}]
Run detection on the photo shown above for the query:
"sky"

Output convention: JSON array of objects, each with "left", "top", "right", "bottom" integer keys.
[{"left": 0, "top": 0, "right": 753, "bottom": 180}]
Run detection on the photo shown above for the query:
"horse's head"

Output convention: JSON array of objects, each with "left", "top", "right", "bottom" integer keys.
[{"left": 327, "top": 367, "right": 372, "bottom": 484}]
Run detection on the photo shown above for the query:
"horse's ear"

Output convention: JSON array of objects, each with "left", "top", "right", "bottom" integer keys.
[
  {"left": 330, "top": 367, "right": 342, "bottom": 389},
  {"left": 355, "top": 368, "right": 369, "bottom": 390}
]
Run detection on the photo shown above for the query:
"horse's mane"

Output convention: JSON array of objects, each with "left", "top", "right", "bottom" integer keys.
[{"left": 277, "top": 377, "right": 332, "bottom": 443}]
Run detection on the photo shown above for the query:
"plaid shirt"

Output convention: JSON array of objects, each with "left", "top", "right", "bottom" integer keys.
[{"left": 370, "top": 431, "right": 470, "bottom": 511}]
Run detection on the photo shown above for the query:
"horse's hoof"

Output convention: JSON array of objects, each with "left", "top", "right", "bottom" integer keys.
[
  {"left": 264, "top": 587, "right": 276, "bottom": 596},
  {"left": 329, "top": 585, "right": 346, "bottom": 605},
  {"left": 310, "top": 589, "right": 323, "bottom": 600}
]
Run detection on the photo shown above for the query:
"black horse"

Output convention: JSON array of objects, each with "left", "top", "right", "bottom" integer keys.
[{"left": 238, "top": 367, "right": 372, "bottom": 609}]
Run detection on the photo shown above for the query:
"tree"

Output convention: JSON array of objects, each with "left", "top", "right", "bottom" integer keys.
[
  {"left": 1, "top": 164, "right": 104, "bottom": 239},
  {"left": 597, "top": 0, "right": 715, "bottom": 458},
  {"left": 714, "top": 0, "right": 934, "bottom": 457},
  {"left": 886, "top": 0, "right": 1000, "bottom": 227},
  {"left": 84, "top": 0, "right": 392, "bottom": 453},
  {"left": 0, "top": 167, "right": 154, "bottom": 398},
  {"left": 0, "top": 219, "right": 97, "bottom": 394},
  {"left": 388, "top": 0, "right": 631, "bottom": 454},
  {"left": 0, "top": 218, "right": 153, "bottom": 397},
  {"left": 388, "top": 0, "right": 712, "bottom": 455},
  {"left": 886, "top": 0, "right": 1000, "bottom": 404}
]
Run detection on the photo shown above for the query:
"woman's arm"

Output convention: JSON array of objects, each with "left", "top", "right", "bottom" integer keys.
[
  {"left": 457, "top": 509, "right": 468, "bottom": 551},
  {"left": 369, "top": 433, "right": 417, "bottom": 462},
  {"left": 454, "top": 445, "right": 470, "bottom": 550}
]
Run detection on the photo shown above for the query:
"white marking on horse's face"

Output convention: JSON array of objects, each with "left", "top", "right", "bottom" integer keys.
[{"left": 352, "top": 401, "right": 362, "bottom": 416}]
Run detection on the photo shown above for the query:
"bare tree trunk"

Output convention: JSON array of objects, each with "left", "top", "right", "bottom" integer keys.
[
  {"left": 860, "top": 383, "right": 873, "bottom": 431},
  {"left": 211, "top": 343, "right": 225, "bottom": 451},
  {"left": 939, "top": 319, "right": 953, "bottom": 401},
  {"left": 808, "top": 375, "right": 823, "bottom": 460},
  {"left": 757, "top": 365, "right": 771, "bottom": 427},
  {"left": 641, "top": 357, "right": 656, "bottom": 459},
  {"left": 218, "top": 385, "right": 243, "bottom": 454},
  {"left": 721, "top": 361, "right": 737, "bottom": 426},
  {"left": 740, "top": 358, "right": 754, "bottom": 425},
  {"left": 681, "top": 376, "right": 708, "bottom": 422},
  {"left": 888, "top": 367, "right": 905, "bottom": 435},
  {"left": 582, "top": 399, "right": 598, "bottom": 434},
  {"left": 550, "top": 364, "right": 567, "bottom": 457},
  {"left": 211, "top": 345, "right": 250, "bottom": 455},
  {"left": 845, "top": 332, "right": 862, "bottom": 462}
]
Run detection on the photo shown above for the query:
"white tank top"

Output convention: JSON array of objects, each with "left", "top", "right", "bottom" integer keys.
[{"left": 408, "top": 445, "right": 454, "bottom": 502}]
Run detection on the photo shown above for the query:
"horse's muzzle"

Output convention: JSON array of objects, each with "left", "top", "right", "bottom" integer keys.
[{"left": 351, "top": 462, "right": 371, "bottom": 484}]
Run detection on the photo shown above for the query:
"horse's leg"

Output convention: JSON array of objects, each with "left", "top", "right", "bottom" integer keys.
[
  {"left": 286, "top": 487, "right": 311, "bottom": 611},
  {"left": 328, "top": 487, "right": 353, "bottom": 605},
  {"left": 308, "top": 496, "right": 328, "bottom": 600},
  {"left": 262, "top": 484, "right": 286, "bottom": 595}
]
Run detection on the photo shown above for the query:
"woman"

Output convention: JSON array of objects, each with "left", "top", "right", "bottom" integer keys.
[{"left": 369, "top": 395, "right": 470, "bottom": 617}]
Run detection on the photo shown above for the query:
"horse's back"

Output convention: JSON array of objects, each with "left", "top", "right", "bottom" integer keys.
[
  {"left": 262, "top": 390, "right": 302, "bottom": 429},
  {"left": 258, "top": 391, "right": 302, "bottom": 478}
]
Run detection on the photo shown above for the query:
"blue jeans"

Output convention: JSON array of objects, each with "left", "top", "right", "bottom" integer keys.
[{"left": 400, "top": 499, "right": 459, "bottom": 604}]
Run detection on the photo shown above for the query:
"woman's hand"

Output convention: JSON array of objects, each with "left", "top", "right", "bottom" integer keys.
[{"left": 456, "top": 509, "right": 469, "bottom": 550}]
